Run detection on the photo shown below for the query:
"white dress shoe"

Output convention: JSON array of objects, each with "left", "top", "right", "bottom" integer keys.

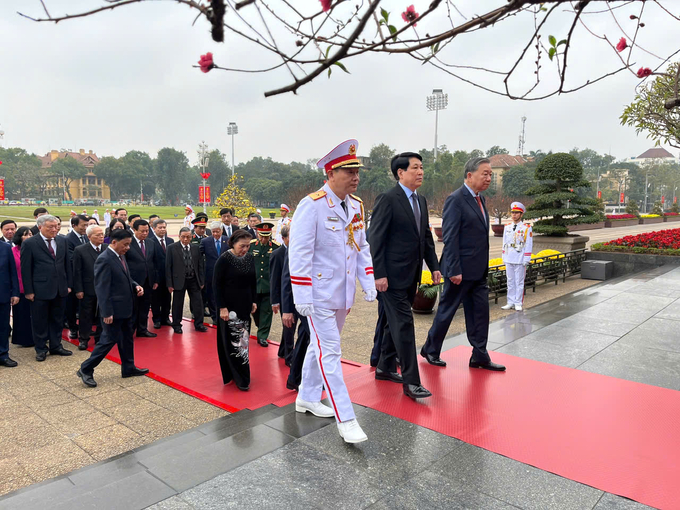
[
  {"left": 337, "top": 419, "right": 368, "bottom": 443},
  {"left": 295, "top": 398, "right": 334, "bottom": 418},
  {"left": 501, "top": 303, "right": 514, "bottom": 310},
  {"left": 515, "top": 304, "right": 523, "bottom": 311}
]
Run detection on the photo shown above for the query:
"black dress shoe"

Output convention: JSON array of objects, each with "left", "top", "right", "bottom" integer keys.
[
  {"left": 375, "top": 368, "right": 404, "bottom": 384},
  {"left": 161, "top": 320, "right": 174, "bottom": 327},
  {"left": 173, "top": 326, "right": 183, "bottom": 334},
  {"left": 469, "top": 359, "right": 506, "bottom": 371},
  {"left": 136, "top": 330, "right": 157, "bottom": 338},
  {"left": 36, "top": 352, "right": 47, "bottom": 362},
  {"left": 68, "top": 330, "right": 78, "bottom": 340},
  {"left": 370, "top": 360, "right": 378, "bottom": 368},
  {"left": 258, "top": 339, "right": 269, "bottom": 347},
  {"left": 420, "top": 348, "right": 447, "bottom": 367},
  {"left": 76, "top": 369, "right": 97, "bottom": 387},
  {"left": 403, "top": 384, "right": 432, "bottom": 399},
  {"left": 50, "top": 347, "right": 72, "bottom": 356},
  {"left": 122, "top": 367, "right": 149, "bottom": 378},
  {"left": 0, "top": 358, "right": 18, "bottom": 367},
  {"left": 195, "top": 325, "right": 208, "bottom": 332},
  {"left": 286, "top": 381, "right": 299, "bottom": 391},
  {"left": 78, "top": 340, "right": 88, "bottom": 351},
  {"left": 236, "top": 384, "right": 250, "bottom": 391},
  {"left": 153, "top": 322, "right": 161, "bottom": 330}
]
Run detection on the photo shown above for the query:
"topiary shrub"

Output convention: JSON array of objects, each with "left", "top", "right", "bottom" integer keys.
[
  {"left": 625, "top": 200, "right": 640, "bottom": 217},
  {"left": 651, "top": 201, "right": 664, "bottom": 216},
  {"left": 524, "top": 153, "right": 599, "bottom": 236},
  {"left": 671, "top": 201, "right": 679, "bottom": 214}
]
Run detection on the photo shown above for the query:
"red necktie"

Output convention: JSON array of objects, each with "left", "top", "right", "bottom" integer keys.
[
  {"left": 160, "top": 238, "right": 166, "bottom": 252},
  {"left": 46, "top": 239, "right": 56, "bottom": 259},
  {"left": 141, "top": 239, "right": 146, "bottom": 257},
  {"left": 475, "top": 195, "right": 486, "bottom": 220},
  {"left": 120, "top": 255, "right": 128, "bottom": 273}
]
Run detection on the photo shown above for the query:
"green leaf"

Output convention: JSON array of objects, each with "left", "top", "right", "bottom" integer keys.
[
  {"left": 327, "top": 68, "right": 332, "bottom": 78},
  {"left": 381, "top": 7, "right": 389, "bottom": 23},
  {"left": 549, "top": 35, "right": 557, "bottom": 47},
  {"left": 433, "top": 41, "right": 440, "bottom": 54},
  {"left": 557, "top": 39, "right": 567, "bottom": 47},
  {"left": 388, "top": 24, "right": 398, "bottom": 41},
  {"left": 325, "top": 45, "right": 331, "bottom": 60},
  {"left": 334, "top": 61, "right": 350, "bottom": 74},
  {"left": 548, "top": 47, "right": 556, "bottom": 60}
]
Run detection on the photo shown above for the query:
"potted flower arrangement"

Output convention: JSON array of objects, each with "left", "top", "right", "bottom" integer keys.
[
  {"left": 640, "top": 203, "right": 664, "bottom": 224},
  {"left": 664, "top": 202, "right": 680, "bottom": 222},
  {"left": 604, "top": 213, "right": 640, "bottom": 228},
  {"left": 412, "top": 270, "right": 443, "bottom": 313}
]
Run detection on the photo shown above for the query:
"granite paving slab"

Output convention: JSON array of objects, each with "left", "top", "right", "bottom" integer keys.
[
  {"left": 551, "top": 315, "right": 638, "bottom": 338},
  {"left": 495, "top": 337, "right": 610, "bottom": 369},
  {"left": 617, "top": 317, "right": 680, "bottom": 353}
]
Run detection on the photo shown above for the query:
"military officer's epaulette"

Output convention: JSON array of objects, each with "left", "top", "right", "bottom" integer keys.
[
  {"left": 349, "top": 193, "right": 362, "bottom": 203},
  {"left": 308, "top": 190, "right": 327, "bottom": 201},
  {"left": 250, "top": 239, "right": 257, "bottom": 243}
]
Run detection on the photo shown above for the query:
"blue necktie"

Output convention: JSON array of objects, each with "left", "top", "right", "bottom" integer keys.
[{"left": 216, "top": 240, "right": 221, "bottom": 255}]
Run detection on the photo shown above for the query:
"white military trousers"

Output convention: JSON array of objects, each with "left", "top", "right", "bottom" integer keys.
[
  {"left": 506, "top": 263, "right": 526, "bottom": 306},
  {"left": 299, "top": 307, "right": 355, "bottom": 423}
]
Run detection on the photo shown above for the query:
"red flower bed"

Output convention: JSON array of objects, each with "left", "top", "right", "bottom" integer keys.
[
  {"left": 664, "top": 212, "right": 679, "bottom": 216},
  {"left": 606, "top": 214, "right": 637, "bottom": 220},
  {"left": 604, "top": 228, "right": 680, "bottom": 250}
]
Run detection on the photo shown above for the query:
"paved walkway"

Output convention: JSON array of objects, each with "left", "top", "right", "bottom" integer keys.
[{"left": 3, "top": 265, "right": 679, "bottom": 509}]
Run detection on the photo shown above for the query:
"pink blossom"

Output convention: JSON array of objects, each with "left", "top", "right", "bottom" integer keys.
[
  {"left": 616, "top": 37, "right": 627, "bottom": 52},
  {"left": 198, "top": 52, "right": 214, "bottom": 73},
  {"left": 319, "top": 0, "right": 331, "bottom": 12},
  {"left": 636, "top": 67, "right": 653, "bottom": 78},
  {"left": 401, "top": 5, "right": 419, "bottom": 26}
]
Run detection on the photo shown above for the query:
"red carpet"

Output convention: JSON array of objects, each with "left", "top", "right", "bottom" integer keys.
[{"left": 64, "top": 327, "right": 680, "bottom": 509}]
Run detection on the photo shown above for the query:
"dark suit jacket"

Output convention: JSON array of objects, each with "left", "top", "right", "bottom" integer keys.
[
  {"left": 94, "top": 248, "right": 139, "bottom": 319},
  {"left": 221, "top": 224, "right": 241, "bottom": 238},
  {"left": 20, "top": 234, "right": 72, "bottom": 300},
  {"left": 440, "top": 185, "right": 490, "bottom": 281},
  {"left": 72, "top": 243, "right": 108, "bottom": 296},
  {"left": 66, "top": 230, "right": 87, "bottom": 260},
  {"left": 166, "top": 242, "right": 205, "bottom": 290},
  {"left": 200, "top": 236, "right": 229, "bottom": 286},
  {"left": 369, "top": 184, "right": 439, "bottom": 290},
  {"left": 244, "top": 227, "right": 257, "bottom": 239},
  {"left": 148, "top": 234, "right": 174, "bottom": 284},
  {"left": 30, "top": 225, "right": 39, "bottom": 236},
  {"left": 269, "top": 244, "right": 286, "bottom": 307},
  {"left": 280, "top": 247, "right": 295, "bottom": 314},
  {"left": 0, "top": 242, "right": 19, "bottom": 304},
  {"left": 126, "top": 237, "right": 160, "bottom": 287}
]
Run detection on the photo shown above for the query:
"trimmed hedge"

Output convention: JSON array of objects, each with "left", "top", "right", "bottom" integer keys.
[{"left": 591, "top": 242, "right": 680, "bottom": 257}]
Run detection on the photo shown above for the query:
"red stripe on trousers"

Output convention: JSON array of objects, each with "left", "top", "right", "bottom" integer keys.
[{"left": 308, "top": 316, "right": 340, "bottom": 421}]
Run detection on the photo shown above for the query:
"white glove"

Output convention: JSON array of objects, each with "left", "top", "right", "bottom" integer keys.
[
  {"left": 364, "top": 289, "right": 377, "bottom": 302},
  {"left": 296, "top": 303, "right": 315, "bottom": 317}
]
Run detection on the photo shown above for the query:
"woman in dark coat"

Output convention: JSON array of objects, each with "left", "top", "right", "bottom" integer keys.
[
  {"left": 213, "top": 229, "right": 257, "bottom": 390},
  {"left": 103, "top": 218, "right": 126, "bottom": 244},
  {"left": 11, "top": 227, "right": 34, "bottom": 347}
]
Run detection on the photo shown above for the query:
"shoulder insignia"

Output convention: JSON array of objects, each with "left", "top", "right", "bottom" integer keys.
[
  {"left": 309, "top": 190, "right": 327, "bottom": 201},
  {"left": 271, "top": 241, "right": 280, "bottom": 246},
  {"left": 349, "top": 193, "right": 363, "bottom": 203},
  {"left": 250, "top": 239, "right": 257, "bottom": 244}
]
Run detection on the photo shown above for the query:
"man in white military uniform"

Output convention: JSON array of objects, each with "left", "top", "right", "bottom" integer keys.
[
  {"left": 289, "top": 139, "right": 377, "bottom": 444},
  {"left": 501, "top": 202, "right": 533, "bottom": 311},
  {"left": 274, "top": 204, "right": 292, "bottom": 245}
]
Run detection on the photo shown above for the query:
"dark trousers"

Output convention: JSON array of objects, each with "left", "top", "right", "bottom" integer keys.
[
  {"left": 205, "top": 281, "right": 217, "bottom": 322},
  {"left": 0, "top": 302, "right": 10, "bottom": 360},
  {"left": 172, "top": 276, "right": 204, "bottom": 328},
  {"left": 422, "top": 278, "right": 491, "bottom": 364},
  {"left": 66, "top": 293, "right": 78, "bottom": 333},
  {"left": 287, "top": 311, "right": 310, "bottom": 389},
  {"left": 252, "top": 292, "right": 272, "bottom": 342},
  {"left": 370, "top": 293, "right": 387, "bottom": 367},
  {"left": 151, "top": 281, "right": 172, "bottom": 323},
  {"left": 78, "top": 294, "right": 102, "bottom": 342},
  {"left": 81, "top": 316, "right": 135, "bottom": 375},
  {"left": 377, "top": 282, "right": 421, "bottom": 386},
  {"left": 135, "top": 280, "right": 152, "bottom": 333},
  {"left": 30, "top": 297, "right": 66, "bottom": 354}
]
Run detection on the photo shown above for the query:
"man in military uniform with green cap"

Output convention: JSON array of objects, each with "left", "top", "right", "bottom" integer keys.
[
  {"left": 191, "top": 215, "right": 210, "bottom": 245},
  {"left": 249, "top": 222, "right": 279, "bottom": 347}
]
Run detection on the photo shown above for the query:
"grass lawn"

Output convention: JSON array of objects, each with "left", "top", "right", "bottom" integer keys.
[{"left": 0, "top": 205, "right": 281, "bottom": 222}]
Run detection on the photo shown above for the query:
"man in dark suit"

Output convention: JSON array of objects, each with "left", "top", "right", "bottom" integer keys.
[
  {"left": 369, "top": 152, "right": 441, "bottom": 399},
  {"left": 20, "top": 214, "right": 73, "bottom": 361},
  {"left": 200, "top": 221, "right": 229, "bottom": 323},
  {"left": 421, "top": 157, "right": 506, "bottom": 372},
  {"left": 66, "top": 214, "right": 89, "bottom": 339},
  {"left": 219, "top": 207, "right": 240, "bottom": 238},
  {"left": 244, "top": 212, "right": 259, "bottom": 238},
  {"left": 72, "top": 225, "right": 107, "bottom": 350},
  {"left": 271, "top": 224, "right": 310, "bottom": 391},
  {"left": 148, "top": 218, "right": 174, "bottom": 328},
  {"left": 166, "top": 227, "right": 207, "bottom": 334},
  {"left": 127, "top": 219, "right": 160, "bottom": 338},
  {"left": 77, "top": 228, "right": 149, "bottom": 387},
  {"left": 1, "top": 220, "right": 16, "bottom": 245},
  {"left": 30, "top": 207, "right": 49, "bottom": 236},
  {"left": 0, "top": 242, "right": 20, "bottom": 367}
]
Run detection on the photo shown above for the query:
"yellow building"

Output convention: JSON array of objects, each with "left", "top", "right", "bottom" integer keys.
[{"left": 39, "top": 149, "right": 111, "bottom": 201}]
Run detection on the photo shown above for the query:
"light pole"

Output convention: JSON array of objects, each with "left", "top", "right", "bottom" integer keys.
[
  {"left": 426, "top": 89, "right": 448, "bottom": 160},
  {"left": 644, "top": 170, "right": 649, "bottom": 214},
  {"left": 197, "top": 141, "right": 209, "bottom": 214},
  {"left": 227, "top": 122, "right": 238, "bottom": 177},
  {"left": 674, "top": 186, "right": 678, "bottom": 207}
]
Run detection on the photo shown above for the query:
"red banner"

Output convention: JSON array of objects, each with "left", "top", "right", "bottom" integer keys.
[
  {"left": 597, "top": 190, "right": 602, "bottom": 199},
  {"left": 620, "top": 192, "right": 625, "bottom": 203},
  {"left": 675, "top": 196, "right": 678, "bottom": 204},
  {"left": 661, "top": 196, "right": 665, "bottom": 204},
  {"left": 199, "top": 186, "right": 211, "bottom": 204},
  {"left": 205, "top": 186, "right": 211, "bottom": 203},
  {"left": 0, "top": 178, "right": 4, "bottom": 201}
]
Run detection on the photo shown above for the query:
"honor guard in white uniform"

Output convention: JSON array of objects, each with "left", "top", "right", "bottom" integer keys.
[
  {"left": 274, "top": 204, "right": 292, "bottom": 245},
  {"left": 289, "top": 139, "right": 377, "bottom": 444},
  {"left": 501, "top": 202, "right": 533, "bottom": 311}
]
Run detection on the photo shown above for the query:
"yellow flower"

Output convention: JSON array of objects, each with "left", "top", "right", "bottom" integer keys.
[
  {"left": 420, "top": 270, "right": 434, "bottom": 285},
  {"left": 640, "top": 214, "right": 660, "bottom": 218}
]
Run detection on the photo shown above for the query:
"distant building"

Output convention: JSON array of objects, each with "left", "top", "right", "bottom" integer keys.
[
  {"left": 626, "top": 148, "right": 679, "bottom": 166},
  {"left": 39, "top": 149, "right": 111, "bottom": 201},
  {"left": 488, "top": 154, "right": 527, "bottom": 192}
]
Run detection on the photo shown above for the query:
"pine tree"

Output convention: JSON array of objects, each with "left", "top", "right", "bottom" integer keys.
[
  {"left": 651, "top": 201, "right": 664, "bottom": 216},
  {"left": 212, "top": 175, "right": 257, "bottom": 218},
  {"left": 625, "top": 200, "right": 640, "bottom": 217}
]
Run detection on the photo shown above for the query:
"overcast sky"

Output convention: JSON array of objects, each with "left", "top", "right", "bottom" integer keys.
[{"left": 1, "top": 0, "right": 677, "bottom": 167}]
